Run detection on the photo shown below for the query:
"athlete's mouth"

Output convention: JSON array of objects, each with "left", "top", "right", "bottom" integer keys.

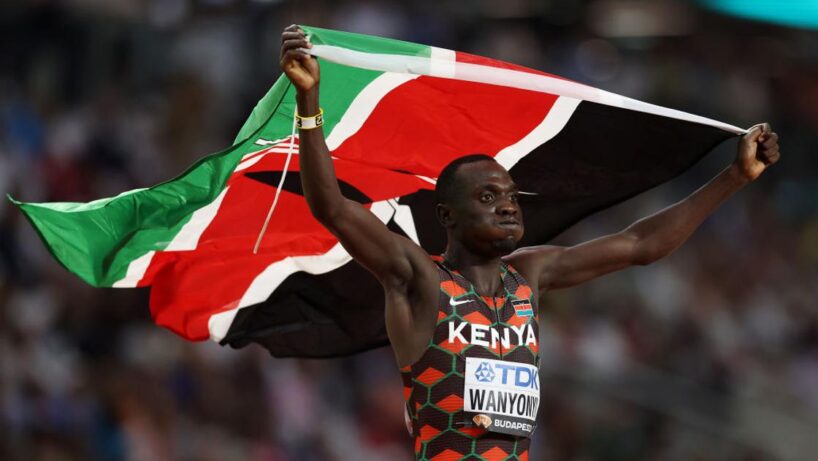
[{"left": 498, "top": 219, "right": 520, "bottom": 228}]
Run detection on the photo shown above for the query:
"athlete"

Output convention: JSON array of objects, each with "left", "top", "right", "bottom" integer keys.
[{"left": 279, "top": 25, "right": 780, "bottom": 460}]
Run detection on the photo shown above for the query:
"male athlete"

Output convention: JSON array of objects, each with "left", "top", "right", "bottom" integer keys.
[{"left": 279, "top": 25, "right": 780, "bottom": 460}]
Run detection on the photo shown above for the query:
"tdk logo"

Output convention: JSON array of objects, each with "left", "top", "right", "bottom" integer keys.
[
  {"left": 473, "top": 361, "right": 539, "bottom": 390},
  {"left": 475, "top": 362, "right": 495, "bottom": 382}
]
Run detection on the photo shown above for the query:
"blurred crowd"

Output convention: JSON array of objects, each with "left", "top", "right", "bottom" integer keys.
[{"left": 1, "top": 1, "right": 817, "bottom": 460}]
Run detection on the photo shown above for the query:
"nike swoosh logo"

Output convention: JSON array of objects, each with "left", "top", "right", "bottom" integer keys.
[{"left": 449, "top": 298, "right": 471, "bottom": 307}]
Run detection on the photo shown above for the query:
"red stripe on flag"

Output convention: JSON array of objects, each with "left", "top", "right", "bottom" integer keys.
[
  {"left": 331, "top": 75, "right": 559, "bottom": 177},
  {"left": 143, "top": 157, "right": 429, "bottom": 339}
]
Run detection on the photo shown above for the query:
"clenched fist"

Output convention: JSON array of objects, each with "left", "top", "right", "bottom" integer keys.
[
  {"left": 733, "top": 123, "right": 780, "bottom": 182},
  {"left": 280, "top": 24, "right": 319, "bottom": 93}
]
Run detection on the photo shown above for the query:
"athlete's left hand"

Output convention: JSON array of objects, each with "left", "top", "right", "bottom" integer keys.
[{"left": 733, "top": 122, "right": 780, "bottom": 182}]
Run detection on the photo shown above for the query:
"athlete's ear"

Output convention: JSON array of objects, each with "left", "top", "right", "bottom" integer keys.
[{"left": 436, "top": 203, "right": 454, "bottom": 228}]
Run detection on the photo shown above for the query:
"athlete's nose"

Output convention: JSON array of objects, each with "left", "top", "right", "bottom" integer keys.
[{"left": 497, "top": 198, "right": 518, "bottom": 216}]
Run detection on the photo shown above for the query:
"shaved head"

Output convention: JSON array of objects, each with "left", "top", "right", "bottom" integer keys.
[{"left": 435, "top": 154, "right": 497, "bottom": 205}]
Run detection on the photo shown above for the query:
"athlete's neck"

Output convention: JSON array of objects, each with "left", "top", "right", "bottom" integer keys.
[{"left": 442, "top": 245, "right": 504, "bottom": 297}]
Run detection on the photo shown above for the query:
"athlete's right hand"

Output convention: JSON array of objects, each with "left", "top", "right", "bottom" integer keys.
[{"left": 280, "top": 24, "right": 319, "bottom": 93}]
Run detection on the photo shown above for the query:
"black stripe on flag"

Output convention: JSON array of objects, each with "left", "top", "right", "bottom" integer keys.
[{"left": 222, "top": 100, "right": 738, "bottom": 358}]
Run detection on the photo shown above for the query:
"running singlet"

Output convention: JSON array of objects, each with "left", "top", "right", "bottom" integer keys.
[{"left": 401, "top": 258, "right": 540, "bottom": 461}]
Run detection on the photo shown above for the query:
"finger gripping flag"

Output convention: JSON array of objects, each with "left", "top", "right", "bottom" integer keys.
[{"left": 12, "top": 26, "right": 744, "bottom": 357}]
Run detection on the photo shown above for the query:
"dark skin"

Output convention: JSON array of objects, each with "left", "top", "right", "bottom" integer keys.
[{"left": 280, "top": 25, "right": 781, "bottom": 367}]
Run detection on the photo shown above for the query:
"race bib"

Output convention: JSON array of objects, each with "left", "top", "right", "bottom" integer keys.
[{"left": 463, "top": 357, "right": 539, "bottom": 437}]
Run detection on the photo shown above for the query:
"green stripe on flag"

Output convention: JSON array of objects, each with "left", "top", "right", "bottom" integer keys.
[
  {"left": 235, "top": 25, "right": 431, "bottom": 145},
  {"left": 11, "top": 25, "right": 427, "bottom": 287},
  {"left": 10, "top": 138, "right": 242, "bottom": 286},
  {"left": 303, "top": 25, "right": 431, "bottom": 57}
]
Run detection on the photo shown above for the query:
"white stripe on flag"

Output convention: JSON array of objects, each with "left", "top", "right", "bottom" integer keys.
[
  {"left": 310, "top": 44, "right": 747, "bottom": 135},
  {"left": 495, "top": 96, "right": 582, "bottom": 170},
  {"left": 165, "top": 186, "right": 230, "bottom": 251},
  {"left": 325, "top": 73, "right": 419, "bottom": 150},
  {"left": 208, "top": 200, "right": 397, "bottom": 341},
  {"left": 235, "top": 153, "right": 272, "bottom": 172},
  {"left": 265, "top": 147, "right": 300, "bottom": 153},
  {"left": 112, "top": 251, "right": 155, "bottom": 288},
  {"left": 207, "top": 241, "right": 350, "bottom": 342},
  {"left": 430, "top": 47, "right": 456, "bottom": 78},
  {"left": 236, "top": 140, "right": 303, "bottom": 172},
  {"left": 112, "top": 186, "right": 231, "bottom": 287}
]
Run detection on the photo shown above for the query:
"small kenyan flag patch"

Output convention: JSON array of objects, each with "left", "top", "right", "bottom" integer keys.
[{"left": 512, "top": 299, "right": 533, "bottom": 317}]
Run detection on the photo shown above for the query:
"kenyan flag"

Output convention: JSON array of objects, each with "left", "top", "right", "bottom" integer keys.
[{"left": 11, "top": 26, "right": 745, "bottom": 357}]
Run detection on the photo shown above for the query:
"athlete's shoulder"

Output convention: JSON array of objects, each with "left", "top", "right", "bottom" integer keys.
[{"left": 505, "top": 245, "right": 563, "bottom": 283}]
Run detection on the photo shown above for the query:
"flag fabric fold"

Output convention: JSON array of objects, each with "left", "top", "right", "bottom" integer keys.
[{"left": 13, "top": 26, "right": 743, "bottom": 357}]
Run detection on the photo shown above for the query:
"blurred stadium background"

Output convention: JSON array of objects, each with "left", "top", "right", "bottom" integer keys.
[{"left": 2, "top": 0, "right": 818, "bottom": 460}]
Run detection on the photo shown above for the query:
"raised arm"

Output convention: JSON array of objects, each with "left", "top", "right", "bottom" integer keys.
[
  {"left": 280, "top": 26, "right": 438, "bottom": 364},
  {"left": 510, "top": 124, "right": 780, "bottom": 291}
]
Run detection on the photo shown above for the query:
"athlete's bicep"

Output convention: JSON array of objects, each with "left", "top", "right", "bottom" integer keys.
[
  {"left": 322, "top": 199, "right": 439, "bottom": 364},
  {"left": 320, "top": 198, "right": 423, "bottom": 286},
  {"left": 386, "top": 245, "right": 440, "bottom": 366},
  {"left": 512, "top": 232, "right": 639, "bottom": 291}
]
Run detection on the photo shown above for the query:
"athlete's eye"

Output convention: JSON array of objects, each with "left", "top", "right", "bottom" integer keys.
[
  {"left": 510, "top": 193, "right": 519, "bottom": 203},
  {"left": 480, "top": 192, "right": 494, "bottom": 203}
]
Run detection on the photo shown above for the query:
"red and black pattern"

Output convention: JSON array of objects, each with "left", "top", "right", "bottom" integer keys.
[{"left": 400, "top": 258, "right": 539, "bottom": 461}]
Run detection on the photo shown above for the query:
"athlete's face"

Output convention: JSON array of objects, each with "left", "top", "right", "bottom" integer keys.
[{"left": 442, "top": 161, "right": 524, "bottom": 256}]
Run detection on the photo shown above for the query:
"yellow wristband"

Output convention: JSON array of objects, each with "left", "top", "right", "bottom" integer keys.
[{"left": 296, "top": 108, "right": 324, "bottom": 130}]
